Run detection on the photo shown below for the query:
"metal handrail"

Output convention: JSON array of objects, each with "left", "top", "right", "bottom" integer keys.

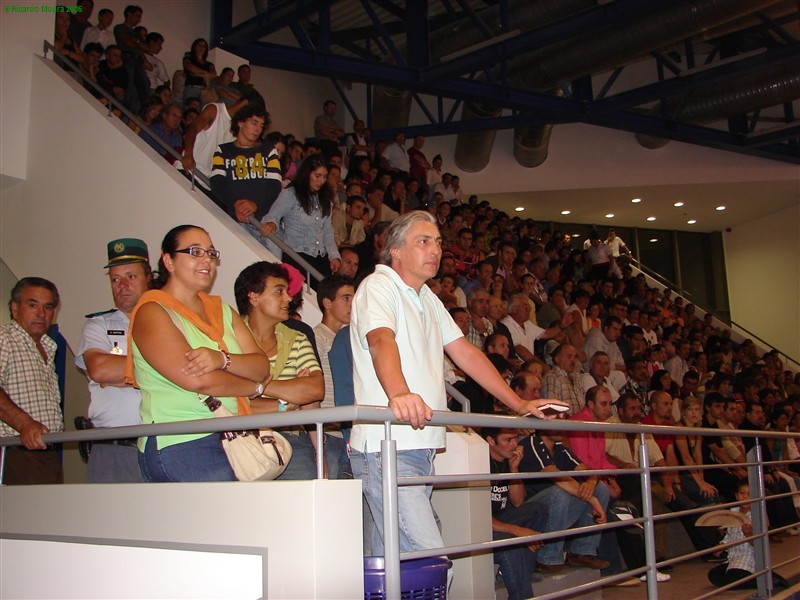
[
  {"left": 42, "top": 40, "right": 325, "bottom": 285},
  {"left": 1, "top": 407, "right": 797, "bottom": 600},
  {"left": 2, "top": 406, "right": 797, "bottom": 600}
]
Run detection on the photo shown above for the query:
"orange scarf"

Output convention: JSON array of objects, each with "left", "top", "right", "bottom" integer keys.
[{"left": 126, "top": 290, "right": 251, "bottom": 415}]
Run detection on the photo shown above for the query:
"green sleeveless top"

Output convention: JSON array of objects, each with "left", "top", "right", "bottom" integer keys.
[{"left": 133, "top": 302, "right": 243, "bottom": 450}]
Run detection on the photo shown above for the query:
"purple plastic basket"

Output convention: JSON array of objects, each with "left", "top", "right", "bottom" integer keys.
[{"left": 364, "top": 556, "right": 451, "bottom": 599}]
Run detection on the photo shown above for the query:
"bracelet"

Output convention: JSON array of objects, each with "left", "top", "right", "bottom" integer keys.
[
  {"left": 277, "top": 400, "right": 288, "bottom": 412},
  {"left": 220, "top": 349, "right": 231, "bottom": 371}
]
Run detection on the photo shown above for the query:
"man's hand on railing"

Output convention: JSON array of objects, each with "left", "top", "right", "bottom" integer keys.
[
  {"left": 519, "top": 398, "right": 569, "bottom": 419},
  {"left": 389, "top": 393, "right": 432, "bottom": 429},
  {"left": 181, "top": 154, "right": 196, "bottom": 173},
  {"left": 19, "top": 418, "right": 50, "bottom": 450},
  {"left": 234, "top": 199, "right": 257, "bottom": 223}
]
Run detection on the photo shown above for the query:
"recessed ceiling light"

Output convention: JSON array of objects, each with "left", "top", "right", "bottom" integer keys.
[
  {"left": 561, "top": 210, "right": 571, "bottom": 215},
  {"left": 649, "top": 238, "right": 658, "bottom": 243},
  {"left": 605, "top": 213, "right": 615, "bottom": 218},
  {"left": 673, "top": 202, "right": 684, "bottom": 207},
  {"left": 687, "top": 219, "right": 697, "bottom": 224},
  {"left": 514, "top": 206, "right": 524, "bottom": 212},
  {"left": 647, "top": 216, "right": 656, "bottom": 221},
  {"left": 631, "top": 198, "right": 642, "bottom": 203},
  {"left": 572, "top": 233, "right": 581, "bottom": 237},
  {"left": 716, "top": 205, "right": 726, "bottom": 211}
]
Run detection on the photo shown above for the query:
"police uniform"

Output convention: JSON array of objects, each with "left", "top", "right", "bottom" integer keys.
[{"left": 75, "top": 238, "right": 149, "bottom": 483}]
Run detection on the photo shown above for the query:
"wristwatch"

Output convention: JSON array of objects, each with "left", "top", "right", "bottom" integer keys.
[{"left": 250, "top": 382, "right": 265, "bottom": 399}]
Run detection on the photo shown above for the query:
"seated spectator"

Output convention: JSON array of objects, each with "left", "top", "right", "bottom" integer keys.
[
  {"left": 365, "top": 183, "right": 398, "bottom": 228},
  {"left": 465, "top": 288, "right": 493, "bottom": 350},
  {"left": 381, "top": 131, "right": 410, "bottom": 174},
  {"left": 483, "top": 427, "right": 548, "bottom": 600},
  {"left": 78, "top": 42, "right": 104, "bottom": 100},
  {"left": 666, "top": 339, "right": 691, "bottom": 388},
  {"left": 701, "top": 393, "right": 743, "bottom": 501},
  {"left": 605, "top": 392, "right": 674, "bottom": 575},
  {"left": 232, "top": 64, "right": 255, "bottom": 96},
  {"left": 142, "top": 32, "right": 169, "bottom": 91},
  {"left": 384, "top": 177, "right": 408, "bottom": 214},
  {"left": 345, "top": 119, "right": 371, "bottom": 164},
  {"left": 181, "top": 107, "right": 198, "bottom": 133},
  {"left": 426, "top": 154, "right": 442, "bottom": 198},
  {"left": 502, "top": 294, "right": 569, "bottom": 363},
  {"left": 339, "top": 247, "right": 360, "bottom": 279},
  {"left": 583, "top": 315, "right": 625, "bottom": 373},
  {"left": 542, "top": 344, "right": 583, "bottom": 416},
  {"left": 182, "top": 38, "right": 216, "bottom": 103},
  {"left": 518, "top": 420, "right": 610, "bottom": 572},
  {"left": 643, "top": 391, "right": 724, "bottom": 555},
  {"left": 578, "top": 351, "right": 620, "bottom": 403},
  {"left": 708, "top": 480, "right": 788, "bottom": 589},
  {"left": 213, "top": 67, "right": 242, "bottom": 106},
  {"left": 80, "top": 7, "right": 114, "bottom": 53},
  {"left": 211, "top": 104, "right": 281, "bottom": 247},
  {"left": 234, "top": 261, "right": 324, "bottom": 480},
  {"left": 332, "top": 195, "right": 368, "bottom": 248},
  {"left": 537, "top": 285, "right": 566, "bottom": 329},
  {"left": 139, "top": 102, "right": 183, "bottom": 158},
  {"left": 128, "top": 97, "right": 163, "bottom": 134},
  {"left": 619, "top": 354, "right": 649, "bottom": 416}
]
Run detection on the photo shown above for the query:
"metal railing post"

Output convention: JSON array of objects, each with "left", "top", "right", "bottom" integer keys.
[
  {"left": 0, "top": 446, "right": 5, "bottom": 485},
  {"left": 747, "top": 444, "right": 772, "bottom": 599},
  {"left": 315, "top": 423, "right": 324, "bottom": 479},
  {"left": 638, "top": 433, "right": 659, "bottom": 599},
  {"left": 382, "top": 422, "right": 401, "bottom": 600}
]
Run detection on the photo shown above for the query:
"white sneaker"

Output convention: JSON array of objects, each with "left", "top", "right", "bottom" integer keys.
[{"left": 640, "top": 571, "right": 671, "bottom": 582}]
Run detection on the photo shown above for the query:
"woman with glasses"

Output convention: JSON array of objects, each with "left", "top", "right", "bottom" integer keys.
[
  {"left": 260, "top": 155, "right": 341, "bottom": 287},
  {"left": 127, "top": 225, "right": 270, "bottom": 481}
]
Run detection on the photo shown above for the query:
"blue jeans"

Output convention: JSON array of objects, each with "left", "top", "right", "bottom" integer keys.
[
  {"left": 350, "top": 448, "right": 443, "bottom": 555},
  {"left": 494, "top": 499, "right": 549, "bottom": 600},
  {"left": 242, "top": 223, "right": 281, "bottom": 259},
  {"left": 325, "top": 434, "right": 352, "bottom": 479},
  {"left": 534, "top": 481, "right": 610, "bottom": 565},
  {"left": 139, "top": 434, "right": 236, "bottom": 482},
  {"left": 275, "top": 431, "right": 318, "bottom": 480}
]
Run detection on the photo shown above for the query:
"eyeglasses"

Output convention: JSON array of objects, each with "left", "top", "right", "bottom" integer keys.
[{"left": 174, "top": 247, "right": 221, "bottom": 259}]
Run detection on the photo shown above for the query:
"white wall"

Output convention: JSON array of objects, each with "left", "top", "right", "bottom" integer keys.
[
  {"left": 0, "top": 480, "right": 364, "bottom": 599},
  {"left": 724, "top": 202, "right": 800, "bottom": 363}
]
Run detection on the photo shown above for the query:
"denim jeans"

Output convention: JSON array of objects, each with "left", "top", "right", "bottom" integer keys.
[
  {"left": 350, "top": 448, "right": 443, "bottom": 555},
  {"left": 139, "top": 434, "right": 236, "bottom": 482},
  {"left": 325, "top": 434, "right": 351, "bottom": 479},
  {"left": 242, "top": 223, "right": 281, "bottom": 259},
  {"left": 493, "top": 499, "right": 549, "bottom": 600},
  {"left": 275, "top": 431, "right": 318, "bottom": 480},
  {"left": 534, "top": 481, "right": 610, "bottom": 565}
]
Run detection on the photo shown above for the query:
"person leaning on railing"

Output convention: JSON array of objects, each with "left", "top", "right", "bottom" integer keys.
[
  {"left": 234, "top": 261, "right": 324, "bottom": 480},
  {"left": 126, "top": 225, "right": 270, "bottom": 482}
]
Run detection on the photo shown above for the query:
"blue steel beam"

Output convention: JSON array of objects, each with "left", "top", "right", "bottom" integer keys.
[
  {"left": 231, "top": 39, "right": 800, "bottom": 164},
  {"left": 590, "top": 43, "right": 800, "bottom": 113},
  {"left": 420, "top": 0, "right": 682, "bottom": 83},
  {"left": 744, "top": 124, "right": 800, "bottom": 147},
  {"left": 216, "top": 0, "right": 333, "bottom": 46}
]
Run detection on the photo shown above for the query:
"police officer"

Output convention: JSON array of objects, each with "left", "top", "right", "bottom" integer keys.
[{"left": 76, "top": 238, "right": 151, "bottom": 482}]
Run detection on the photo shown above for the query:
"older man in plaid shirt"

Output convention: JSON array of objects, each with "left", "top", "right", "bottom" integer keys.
[{"left": 0, "top": 277, "right": 64, "bottom": 484}]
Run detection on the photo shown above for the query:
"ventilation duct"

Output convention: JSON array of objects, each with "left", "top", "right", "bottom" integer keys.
[
  {"left": 452, "top": 0, "right": 783, "bottom": 171},
  {"left": 637, "top": 61, "right": 800, "bottom": 148},
  {"left": 371, "top": 1, "right": 593, "bottom": 138}
]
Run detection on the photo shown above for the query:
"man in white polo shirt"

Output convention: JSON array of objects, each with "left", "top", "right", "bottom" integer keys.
[{"left": 349, "top": 211, "right": 565, "bottom": 554}]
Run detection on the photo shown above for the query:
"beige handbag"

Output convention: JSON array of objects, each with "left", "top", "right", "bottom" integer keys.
[{"left": 203, "top": 396, "right": 292, "bottom": 481}]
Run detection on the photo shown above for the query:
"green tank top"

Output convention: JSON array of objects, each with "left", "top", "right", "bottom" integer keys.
[{"left": 133, "top": 302, "right": 243, "bottom": 450}]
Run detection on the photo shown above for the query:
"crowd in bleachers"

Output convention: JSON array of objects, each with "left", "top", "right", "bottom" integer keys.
[{"left": 42, "top": 3, "right": 800, "bottom": 591}]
